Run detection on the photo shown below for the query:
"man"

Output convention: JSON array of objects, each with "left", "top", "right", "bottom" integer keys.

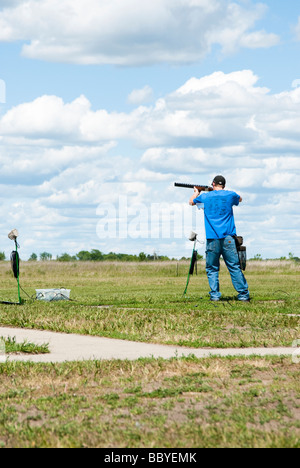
[{"left": 189, "top": 175, "right": 250, "bottom": 302}]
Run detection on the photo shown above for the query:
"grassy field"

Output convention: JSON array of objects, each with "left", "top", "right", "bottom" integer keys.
[
  {"left": 0, "top": 260, "right": 299, "bottom": 348},
  {"left": 0, "top": 260, "right": 299, "bottom": 448}
]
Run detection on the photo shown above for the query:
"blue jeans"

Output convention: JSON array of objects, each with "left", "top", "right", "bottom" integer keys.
[{"left": 206, "top": 236, "right": 250, "bottom": 301}]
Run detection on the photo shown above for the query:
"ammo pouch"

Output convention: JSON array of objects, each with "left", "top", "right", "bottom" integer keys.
[
  {"left": 233, "top": 236, "right": 247, "bottom": 271},
  {"left": 189, "top": 250, "right": 198, "bottom": 275},
  {"left": 10, "top": 251, "right": 20, "bottom": 279}
]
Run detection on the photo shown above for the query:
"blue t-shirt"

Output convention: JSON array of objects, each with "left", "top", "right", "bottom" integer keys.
[{"left": 194, "top": 190, "right": 240, "bottom": 239}]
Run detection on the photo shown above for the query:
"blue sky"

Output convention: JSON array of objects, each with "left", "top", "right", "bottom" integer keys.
[{"left": 0, "top": 0, "right": 299, "bottom": 260}]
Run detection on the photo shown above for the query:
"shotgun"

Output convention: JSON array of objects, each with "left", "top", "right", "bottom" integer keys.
[{"left": 174, "top": 183, "right": 213, "bottom": 192}]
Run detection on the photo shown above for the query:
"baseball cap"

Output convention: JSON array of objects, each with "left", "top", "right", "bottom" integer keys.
[{"left": 212, "top": 175, "right": 226, "bottom": 187}]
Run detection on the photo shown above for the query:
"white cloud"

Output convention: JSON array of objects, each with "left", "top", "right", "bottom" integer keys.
[
  {"left": 0, "top": 95, "right": 91, "bottom": 139},
  {"left": 1, "top": 69, "right": 300, "bottom": 259},
  {"left": 293, "top": 16, "right": 300, "bottom": 41},
  {"left": 0, "top": 141, "right": 116, "bottom": 185},
  {"left": 0, "top": 79, "right": 5, "bottom": 103},
  {"left": 292, "top": 79, "right": 300, "bottom": 89},
  {"left": 204, "top": 2, "right": 279, "bottom": 55},
  {"left": 239, "top": 30, "right": 279, "bottom": 50},
  {"left": 141, "top": 147, "right": 218, "bottom": 174},
  {"left": 176, "top": 70, "right": 267, "bottom": 95},
  {"left": 1, "top": 69, "right": 300, "bottom": 173},
  {"left": 0, "top": 1, "right": 23, "bottom": 6},
  {"left": 0, "top": 0, "right": 280, "bottom": 65},
  {"left": 0, "top": 93, "right": 212, "bottom": 146},
  {"left": 128, "top": 86, "right": 154, "bottom": 105},
  {"left": 1, "top": 70, "right": 300, "bottom": 158}
]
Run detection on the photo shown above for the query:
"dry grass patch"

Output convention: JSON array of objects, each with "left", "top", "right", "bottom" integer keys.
[{"left": 0, "top": 356, "right": 299, "bottom": 448}]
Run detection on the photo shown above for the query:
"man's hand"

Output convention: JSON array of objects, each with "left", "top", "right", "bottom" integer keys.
[
  {"left": 194, "top": 187, "right": 200, "bottom": 197},
  {"left": 189, "top": 187, "right": 200, "bottom": 206}
]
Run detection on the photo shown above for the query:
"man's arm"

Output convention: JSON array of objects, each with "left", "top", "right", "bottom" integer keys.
[
  {"left": 234, "top": 194, "right": 242, "bottom": 205},
  {"left": 189, "top": 187, "right": 200, "bottom": 206}
]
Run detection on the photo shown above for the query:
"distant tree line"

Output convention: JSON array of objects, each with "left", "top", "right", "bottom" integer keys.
[
  {"left": 1, "top": 249, "right": 298, "bottom": 263},
  {"left": 27, "top": 249, "right": 178, "bottom": 262},
  {"left": 29, "top": 252, "right": 52, "bottom": 261},
  {"left": 250, "top": 252, "right": 300, "bottom": 262}
]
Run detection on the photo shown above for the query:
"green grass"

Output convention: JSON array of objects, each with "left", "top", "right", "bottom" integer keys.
[
  {"left": 0, "top": 260, "right": 299, "bottom": 448},
  {"left": 0, "top": 356, "right": 299, "bottom": 448},
  {"left": 1, "top": 336, "right": 49, "bottom": 355},
  {"left": 0, "top": 260, "right": 299, "bottom": 348}
]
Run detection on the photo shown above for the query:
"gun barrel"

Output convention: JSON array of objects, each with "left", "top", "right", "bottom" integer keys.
[{"left": 174, "top": 183, "right": 212, "bottom": 191}]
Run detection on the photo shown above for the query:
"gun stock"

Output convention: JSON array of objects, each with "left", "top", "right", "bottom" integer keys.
[{"left": 174, "top": 183, "right": 213, "bottom": 192}]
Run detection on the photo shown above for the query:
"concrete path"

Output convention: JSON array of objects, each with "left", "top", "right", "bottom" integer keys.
[{"left": 0, "top": 327, "right": 296, "bottom": 363}]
